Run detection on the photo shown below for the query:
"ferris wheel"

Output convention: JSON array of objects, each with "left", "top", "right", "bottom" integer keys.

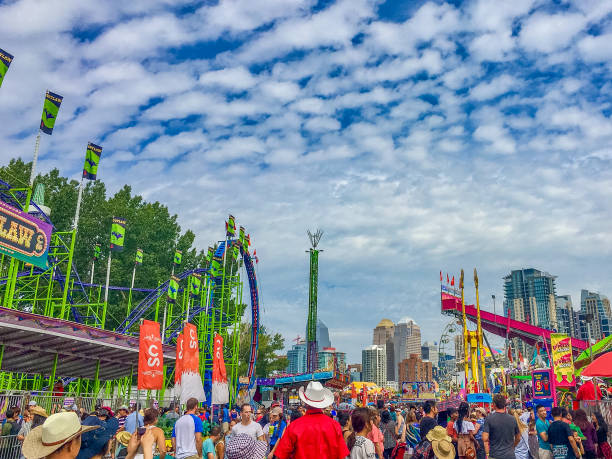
[{"left": 438, "top": 321, "right": 459, "bottom": 389}]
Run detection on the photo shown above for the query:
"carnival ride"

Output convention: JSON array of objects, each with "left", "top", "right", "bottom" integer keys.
[{"left": 0, "top": 177, "right": 261, "bottom": 401}]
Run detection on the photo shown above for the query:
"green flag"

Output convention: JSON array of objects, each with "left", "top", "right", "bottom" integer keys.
[
  {"left": 40, "top": 90, "right": 63, "bottom": 135},
  {"left": 0, "top": 48, "right": 14, "bottom": 89},
  {"left": 174, "top": 249, "right": 182, "bottom": 265},
  {"left": 82, "top": 142, "right": 102, "bottom": 180},
  {"left": 239, "top": 226, "right": 246, "bottom": 247},
  {"left": 226, "top": 214, "right": 236, "bottom": 237},
  {"left": 167, "top": 275, "right": 179, "bottom": 303},
  {"left": 110, "top": 217, "right": 126, "bottom": 251},
  {"left": 190, "top": 273, "right": 201, "bottom": 298},
  {"left": 232, "top": 244, "right": 240, "bottom": 259},
  {"left": 210, "top": 258, "right": 221, "bottom": 278},
  {"left": 206, "top": 246, "right": 214, "bottom": 263},
  {"left": 135, "top": 248, "right": 143, "bottom": 265},
  {"left": 93, "top": 243, "right": 101, "bottom": 261}
]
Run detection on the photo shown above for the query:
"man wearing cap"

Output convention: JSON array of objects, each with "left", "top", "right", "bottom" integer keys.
[
  {"left": 273, "top": 381, "right": 350, "bottom": 459},
  {"left": 22, "top": 411, "right": 100, "bottom": 459}
]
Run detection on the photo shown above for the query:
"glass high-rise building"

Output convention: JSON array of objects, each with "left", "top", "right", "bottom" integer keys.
[
  {"left": 287, "top": 342, "right": 307, "bottom": 374},
  {"left": 362, "top": 345, "right": 386, "bottom": 387},
  {"left": 316, "top": 319, "right": 331, "bottom": 350},
  {"left": 580, "top": 289, "right": 612, "bottom": 340},
  {"left": 373, "top": 318, "right": 395, "bottom": 382},
  {"left": 555, "top": 295, "right": 575, "bottom": 336},
  {"left": 503, "top": 268, "right": 557, "bottom": 329}
]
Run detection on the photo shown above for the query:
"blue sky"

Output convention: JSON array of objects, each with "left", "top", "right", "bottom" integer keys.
[{"left": 1, "top": 0, "right": 612, "bottom": 363}]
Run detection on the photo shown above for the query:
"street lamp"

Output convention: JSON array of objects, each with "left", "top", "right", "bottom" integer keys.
[{"left": 492, "top": 294, "right": 496, "bottom": 316}]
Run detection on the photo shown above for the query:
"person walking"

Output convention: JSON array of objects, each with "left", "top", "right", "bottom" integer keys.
[
  {"left": 536, "top": 404, "right": 552, "bottom": 459},
  {"left": 125, "top": 405, "right": 144, "bottom": 436},
  {"left": 420, "top": 401, "right": 438, "bottom": 440},
  {"left": 573, "top": 410, "right": 597, "bottom": 459},
  {"left": 367, "top": 409, "right": 384, "bottom": 459},
  {"left": 482, "top": 394, "right": 520, "bottom": 459},
  {"left": 231, "top": 404, "right": 265, "bottom": 440},
  {"left": 511, "top": 411, "right": 530, "bottom": 459},
  {"left": 592, "top": 412, "right": 611, "bottom": 459},
  {"left": 225, "top": 433, "right": 268, "bottom": 459},
  {"left": 266, "top": 406, "right": 286, "bottom": 458},
  {"left": 203, "top": 426, "right": 221, "bottom": 459},
  {"left": 172, "top": 398, "right": 204, "bottom": 459},
  {"left": 547, "top": 407, "right": 582, "bottom": 459},
  {"left": 454, "top": 402, "right": 476, "bottom": 459},
  {"left": 473, "top": 408, "right": 486, "bottom": 459},
  {"left": 380, "top": 411, "right": 398, "bottom": 459},
  {"left": 273, "top": 381, "right": 350, "bottom": 459},
  {"left": 347, "top": 407, "right": 376, "bottom": 459}
]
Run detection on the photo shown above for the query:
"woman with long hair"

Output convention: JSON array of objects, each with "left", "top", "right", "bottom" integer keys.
[
  {"left": 338, "top": 411, "right": 352, "bottom": 443},
  {"left": 593, "top": 412, "right": 611, "bottom": 459},
  {"left": 510, "top": 410, "right": 530, "bottom": 459},
  {"left": 405, "top": 411, "right": 422, "bottom": 449},
  {"left": 454, "top": 402, "right": 476, "bottom": 459},
  {"left": 348, "top": 408, "right": 376, "bottom": 459},
  {"left": 574, "top": 409, "right": 598, "bottom": 459},
  {"left": 134, "top": 408, "right": 166, "bottom": 459},
  {"left": 380, "top": 411, "right": 399, "bottom": 459}
]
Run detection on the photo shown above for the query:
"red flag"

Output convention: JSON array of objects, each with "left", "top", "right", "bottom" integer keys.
[
  {"left": 138, "top": 320, "right": 164, "bottom": 390},
  {"left": 447, "top": 273, "right": 449, "bottom": 284},
  {"left": 440, "top": 271, "right": 443, "bottom": 282},
  {"left": 351, "top": 384, "right": 357, "bottom": 400},
  {"left": 212, "top": 333, "right": 229, "bottom": 405},
  {"left": 451, "top": 276, "right": 455, "bottom": 286},
  {"left": 361, "top": 386, "right": 368, "bottom": 407},
  {"left": 175, "top": 333, "right": 184, "bottom": 387},
  {"left": 253, "top": 249, "right": 257, "bottom": 256},
  {"left": 507, "top": 347, "right": 513, "bottom": 363},
  {"left": 179, "top": 323, "right": 206, "bottom": 404}
]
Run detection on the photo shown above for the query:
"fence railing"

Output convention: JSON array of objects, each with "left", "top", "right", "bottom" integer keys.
[
  {"left": 0, "top": 435, "right": 21, "bottom": 459},
  {"left": 580, "top": 399, "right": 612, "bottom": 443}
]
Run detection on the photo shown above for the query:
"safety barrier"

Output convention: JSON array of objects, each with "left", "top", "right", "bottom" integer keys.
[{"left": 0, "top": 435, "right": 21, "bottom": 459}]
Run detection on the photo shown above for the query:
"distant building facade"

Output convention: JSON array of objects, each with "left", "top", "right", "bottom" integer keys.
[
  {"left": 398, "top": 353, "right": 433, "bottom": 382},
  {"left": 362, "top": 345, "right": 386, "bottom": 387},
  {"left": 504, "top": 268, "right": 557, "bottom": 329},
  {"left": 421, "top": 341, "right": 438, "bottom": 368},
  {"left": 318, "top": 347, "right": 346, "bottom": 372},
  {"left": 393, "top": 317, "right": 421, "bottom": 382},
  {"left": 348, "top": 364, "right": 362, "bottom": 382},
  {"left": 580, "top": 289, "right": 612, "bottom": 340},
  {"left": 373, "top": 318, "right": 395, "bottom": 382},
  {"left": 317, "top": 319, "right": 331, "bottom": 350},
  {"left": 287, "top": 342, "right": 306, "bottom": 374},
  {"left": 555, "top": 295, "right": 575, "bottom": 336}
]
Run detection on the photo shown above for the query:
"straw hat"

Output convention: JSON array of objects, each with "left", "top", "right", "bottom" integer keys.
[
  {"left": 427, "top": 426, "right": 455, "bottom": 459},
  {"left": 298, "top": 381, "right": 334, "bottom": 409},
  {"left": 22, "top": 412, "right": 99, "bottom": 459},
  {"left": 29, "top": 406, "right": 48, "bottom": 418},
  {"left": 116, "top": 431, "right": 132, "bottom": 447}
]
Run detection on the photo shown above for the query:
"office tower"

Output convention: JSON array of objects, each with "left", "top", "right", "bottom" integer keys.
[
  {"left": 317, "top": 319, "right": 331, "bottom": 350},
  {"left": 421, "top": 341, "right": 439, "bottom": 368},
  {"left": 580, "top": 290, "right": 612, "bottom": 340},
  {"left": 503, "top": 268, "right": 557, "bottom": 329},
  {"left": 373, "top": 318, "right": 395, "bottom": 382},
  {"left": 393, "top": 317, "right": 421, "bottom": 381},
  {"left": 318, "top": 347, "right": 346, "bottom": 372},
  {"left": 555, "top": 295, "right": 575, "bottom": 336},
  {"left": 398, "top": 354, "right": 433, "bottom": 382},
  {"left": 362, "top": 344, "right": 386, "bottom": 387},
  {"left": 287, "top": 341, "right": 307, "bottom": 374}
]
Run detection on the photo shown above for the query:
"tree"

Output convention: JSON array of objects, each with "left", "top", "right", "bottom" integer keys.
[{"left": 237, "top": 323, "right": 288, "bottom": 377}]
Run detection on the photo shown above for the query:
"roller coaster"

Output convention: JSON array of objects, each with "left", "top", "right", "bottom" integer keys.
[{"left": 0, "top": 177, "right": 260, "bottom": 399}]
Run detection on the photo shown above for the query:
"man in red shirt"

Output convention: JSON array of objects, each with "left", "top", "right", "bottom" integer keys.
[{"left": 274, "top": 381, "right": 349, "bottom": 459}]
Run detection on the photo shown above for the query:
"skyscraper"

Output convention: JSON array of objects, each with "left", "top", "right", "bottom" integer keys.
[
  {"left": 317, "top": 319, "right": 331, "bottom": 350},
  {"left": 555, "top": 295, "right": 575, "bottom": 336},
  {"left": 421, "top": 341, "right": 439, "bottom": 368},
  {"left": 287, "top": 342, "right": 307, "bottom": 374},
  {"left": 362, "top": 345, "right": 386, "bottom": 387},
  {"left": 393, "top": 317, "right": 421, "bottom": 382},
  {"left": 580, "top": 289, "right": 612, "bottom": 340},
  {"left": 503, "top": 269, "right": 557, "bottom": 329},
  {"left": 373, "top": 318, "right": 395, "bottom": 382}
]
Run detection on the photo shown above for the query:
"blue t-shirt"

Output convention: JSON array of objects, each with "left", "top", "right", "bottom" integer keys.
[
  {"left": 202, "top": 438, "right": 216, "bottom": 458},
  {"left": 269, "top": 420, "right": 287, "bottom": 446},
  {"left": 536, "top": 418, "right": 551, "bottom": 451},
  {"left": 124, "top": 412, "right": 144, "bottom": 434},
  {"left": 474, "top": 418, "right": 485, "bottom": 440},
  {"left": 222, "top": 408, "right": 230, "bottom": 423}
]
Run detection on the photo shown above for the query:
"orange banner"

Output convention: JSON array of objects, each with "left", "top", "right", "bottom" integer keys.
[
  {"left": 175, "top": 333, "right": 184, "bottom": 385},
  {"left": 213, "top": 333, "right": 227, "bottom": 383},
  {"left": 137, "top": 320, "right": 164, "bottom": 390},
  {"left": 182, "top": 323, "right": 200, "bottom": 374}
]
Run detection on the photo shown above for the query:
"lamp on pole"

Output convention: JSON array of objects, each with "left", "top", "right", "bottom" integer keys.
[{"left": 492, "top": 294, "right": 496, "bottom": 316}]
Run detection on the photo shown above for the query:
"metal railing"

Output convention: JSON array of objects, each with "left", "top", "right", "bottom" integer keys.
[
  {"left": 580, "top": 399, "right": 612, "bottom": 443},
  {"left": 0, "top": 435, "right": 21, "bottom": 459}
]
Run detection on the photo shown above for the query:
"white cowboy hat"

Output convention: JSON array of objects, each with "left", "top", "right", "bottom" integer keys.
[
  {"left": 22, "top": 411, "right": 99, "bottom": 459},
  {"left": 298, "top": 381, "right": 334, "bottom": 409}
]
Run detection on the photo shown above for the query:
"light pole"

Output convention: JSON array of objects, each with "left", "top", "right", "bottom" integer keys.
[{"left": 492, "top": 294, "right": 496, "bottom": 316}]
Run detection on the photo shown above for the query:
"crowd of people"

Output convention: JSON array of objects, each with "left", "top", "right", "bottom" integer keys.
[{"left": 2, "top": 387, "right": 610, "bottom": 459}]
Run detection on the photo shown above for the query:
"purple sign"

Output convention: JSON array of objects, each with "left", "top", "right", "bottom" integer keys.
[{"left": 0, "top": 200, "right": 51, "bottom": 269}]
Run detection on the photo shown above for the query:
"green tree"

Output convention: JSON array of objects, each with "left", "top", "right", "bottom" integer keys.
[{"left": 237, "top": 323, "right": 288, "bottom": 377}]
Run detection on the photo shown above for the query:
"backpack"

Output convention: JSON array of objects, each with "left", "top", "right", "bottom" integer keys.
[{"left": 391, "top": 441, "right": 407, "bottom": 459}]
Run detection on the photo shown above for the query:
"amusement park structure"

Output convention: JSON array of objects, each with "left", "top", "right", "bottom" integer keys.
[{"left": 306, "top": 229, "right": 323, "bottom": 373}]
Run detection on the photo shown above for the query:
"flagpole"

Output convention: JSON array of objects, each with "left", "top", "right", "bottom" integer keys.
[
  {"left": 161, "top": 264, "right": 175, "bottom": 342},
  {"left": 127, "top": 263, "right": 137, "bottom": 315},
  {"left": 103, "top": 251, "right": 112, "bottom": 328},
  {"left": 72, "top": 177, "right": 84, "bottom": 231},
  {"left": 90, "top": 259, "right": 95, "bottom": 285},
  {"left": 25, "top": 131, "right": 41, "bottom": 210}
]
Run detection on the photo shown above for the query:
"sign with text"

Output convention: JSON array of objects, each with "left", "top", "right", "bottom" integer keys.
[
  {"left": 532, "top": 369, "right": 552, "bottom": 398},
  {"left": 0, "top": 201, "right": 51, "bottom": 269},
  {"left": 551, "top": 333, "right": 575, "bottom": 386}
]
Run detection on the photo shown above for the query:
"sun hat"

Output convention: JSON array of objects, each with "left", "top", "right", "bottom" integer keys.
[
  {"left": 475, "top": 407, "right": 486, "bottom": 415},
  {"left": 427, "top": 426, "right": 455, "bottom": 459},
  {"left": 30, "top": 406, "right": 48, "bottom": 418},
  {"left": 225, "top": 433, "right": 268, "bottom": 459},
  {"left": 76, "top": 415, "right": 119, "bottom": 459},
  {"left": 298, "top": 381, "right": 334, "bottom": 409},
  {"left": 116, "top": 431, "right": 132, "bottom": 447},
  {"left": 22, "top": 411, "right": 99, "bottom": 459},
  {"left": 28, "top": 400, "right": 37, "bottom": 407},
  {"left": 118, "top": 405, "right": 129, "bottom": 412},
  {"left": 270, "top": 406, "right": 283, "bottom": 416}
]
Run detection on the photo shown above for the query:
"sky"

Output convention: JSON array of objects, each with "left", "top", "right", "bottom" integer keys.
[{"left": 0, "top": 0, "right": 611, "bottom": 363}]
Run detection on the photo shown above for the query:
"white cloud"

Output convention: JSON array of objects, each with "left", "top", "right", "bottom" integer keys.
[
  {"left": 199, "top": 66, "right": 257, "bottom": 90},
  {"left": 577, "top": 33, "right": 612, "bottom": 62},
  {"left": 473, "top": 123, "right": 516, "bottom": 154},
  {"left": 519, "top": 12, "right": 586, "bottom": 53},
  {"left": 470, "top": 75, "right": 517, "bottom": 100}
]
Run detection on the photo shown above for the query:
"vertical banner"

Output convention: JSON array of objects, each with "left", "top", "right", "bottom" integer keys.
[
  {"left": 137, "top": 320, "right": 164, "bottom": 390},
  {"left": 167, "top": 275, "right": 179, "bottom": 303},
  {"left": 210, "top": 258, "right": 221, "bottom": 278},
  {"left": 135, "top": 248, "right": 143, "bottom": 265},
  {"left": 551, "top": 334, "right": 575, "bottom": 386},
  {"left": 232, "top": 243, "right": 240, "bottom": 260},
  {"left": 110, "top": 217, "right": 126, "bottom": 251},
  {"left": 82, "top": 143, "right": 102, "bottom": 180},
  {"left": 174, "top": 249, "right": 182, "bottom": 265},
  {"left": 226, "top": 214, "right": 236, "bottom": 237},
  {"left": 180, "top": 323, "right": 206, "bottom": 403},
  {"left": 190, "top": 273, "right": 201, "bottom": 298},
  {"left": 239, "top": 226, "right": 246, "bottom": 246},
  {"left": 175, "top": 332, "right": 184, "bottom": 390},
  {"left": 93, "top": 243, "right": 101, "bottom": 261},
  {"left": 0, "top": 48, "right": 14, "bottom": 89},
  {"left": 206, "top": 247, "right": 214, "bottom": 264},
  {"left": 211, "top": 333, "right": 229, "bottom": 405},
  {"left": 40, "top": 91, "right": 63, "bottom": 135}
]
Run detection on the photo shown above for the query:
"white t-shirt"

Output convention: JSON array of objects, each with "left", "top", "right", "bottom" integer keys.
[
  {"left": 351, "top": 436, "right": 376, "bottom": 459},
  {"left": 454, "top": 420, "right": 476, "bottom": 434},
  {"left": 173, "top": 414, "right": 203, "bottom": 459},
  {"left": 231, "top": 421, "right": 264, "bottom": 440}
]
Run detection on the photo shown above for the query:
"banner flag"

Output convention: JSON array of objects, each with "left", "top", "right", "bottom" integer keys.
[
  {"left": 551, "top": 333, "right": 574, "bottom": 385},
  {"left": 93, "top": 243, "right": 101, "bottom": 261},
  {"left": 135, "top": 248, "right": 143, "bottom": 265},
  {"left": 239, "top": 226, "right": 246, "bottom": 247},
  {"left": 40, "top": 91, "right": 63, "bottom": 135},
  {"left": 210, "top": 258, "right": 221, "bottom": 278},
  {"left": 174, "top": 249, "right": 182, "bottom": 265},
  {"left": 232, "top": 244, "right": 240, "bottom": 260},
  {"left": 0, "top": 48, "right": 14, "bottom": 89},
  {"left": 190, "top": 273, "right": 201, "bottom": 298},
  {"left": 180, "top": 323, "right": 206, "bottom": 403},
  {"left": 212, "top": 333, "right": 229, "bottom": 405},
  {"left": 137, "top": 320, "right": 164, "bottom": 390},
  {"left": 110, "top": 217, "right": 126, "bottom": 251},
  {"left": 82, "top": 143, "right": 102, "bottom": 180},
  {"left": 226, "top": 214, "right": 236, "bottom": 237},
  {"left": 167, "top": 275, "right": 179, "bottom": 303},
  {"left": 175, "top": 332, "right": 184, "bottom": 390},
  {"left": 206, "top": 246, "right": 214, "bottom": 263}
]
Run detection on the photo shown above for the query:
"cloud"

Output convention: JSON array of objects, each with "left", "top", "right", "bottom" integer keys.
[
  {"left": 470, "top": 75, "right": 518, "bottom": 100},
  {"left": 519, "top": 12, "right": 586, "bottom": 53}
]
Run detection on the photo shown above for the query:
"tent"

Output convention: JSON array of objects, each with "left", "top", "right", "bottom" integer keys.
[
  {"left": 581, "top": 352, "right": 612, "bottom": 378},
  {"left": 467, "top": 393, "right": 492, "bottom": 403},
  {"left": 575, "top": 336, "right": 612, "bottom": 369}
]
